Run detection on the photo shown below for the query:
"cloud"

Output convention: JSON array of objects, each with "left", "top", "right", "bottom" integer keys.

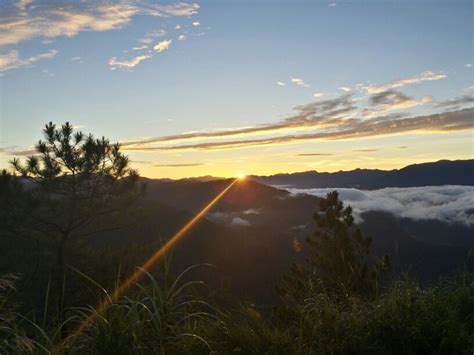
[
  {"left": 287, "top": 186, "right": 474, "bottom": 226},
  {"left": 277, "top": 81, "right": 286, "bottom": 86},
  {"left": 0, "top": 147, "right": 37, "bottom": 156},
  {"left": 177, "top": 34, "right": 187, "bottom": 41},
  {"left": 109, "top": 38, "right": 171, "bottom": 70},
  {"left": 123, "top": 107, "right": 473, "bottom": 152},
  {"left": 0, "top": 2, "right": 198, "bottom": 73},
  {"left": 154, "top": 163, "right": 203, "bottom": 167},
  {"left": 0, "top": 2, "right": 199, "bottom": 47},
  {"left": 366, "top": 89, "right": 432, "bottom": 115},
  {"left": 353, "top": 149, "right": 379, "bottom": 152},
  {"left": 291, "top": 77, "right": 310, "bottom": 87},
  {"left": 465, "top": 63, "right": 472, "bottom": 68},
  {"left": 313, "top": 92, "right": 324, "bottom": 97},
  {"left": 108, "top": 54, "right": 150, "bottom": 70},
  {"left": 0, "top": 49, "right": 57, "bottom": 72},
  {"left": 339, "top": 87, "right": 351, "bottom": 92},
  {"left": 434, "top": 95, "right": 474, "bottom": 108},
  {"left": 132, "top": 45, "right": 148, "bottom": 51},
  {"left": 122, "top": 94, "right": 357, "bottom": 148},
  {"left": 192, "top": 21, "right": 200, "bottom": 26},
  {"left": 230, "top": 217, "right": 251, "bottom": 226},
  {"left": 366, "top": 71, "right": 447, "bottom": 94},
  {"left": 175, "top": 24, "right": 182, "bottom": 29},
  {"left": 143, "top": 3, "right": 200, "bottom": 17},
  {"left": 139, "top": 29, "right": 166, "bottom": 44},
  {"left": 154, "top": 39, "right": 172, "bottom": 52},
  {"left": 242, "top": 208, "right": 260, "bottom": 215},
  {"left": 207, "top": 211, "right": 251, "bottom": 227},
  {"left": 0, "top": 3, "right": 137, "bottom": 47},
  {"left": 329, "top": 3, "right": 337, "bottom": 7},
  {"left": 17, "top": 0, "right": 33, "bottom": 16},
  {"left": 297, "top": 153, "right": 333, "bottom": 156}
]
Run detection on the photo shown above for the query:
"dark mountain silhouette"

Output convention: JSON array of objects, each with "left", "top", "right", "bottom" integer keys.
[
  {"left": 87, "top": 178, "right": 472, "bottom": 302},
  {"left": 249, "top": 159, "right": 474, "bottom": 189}
]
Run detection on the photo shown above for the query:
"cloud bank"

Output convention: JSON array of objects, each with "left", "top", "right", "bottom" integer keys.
[
  {"left": 287, "top": 186, "right": 474, "bottom": 226},
  {"left": 120, "top": 69, "right": 472, "bottom": 152}
]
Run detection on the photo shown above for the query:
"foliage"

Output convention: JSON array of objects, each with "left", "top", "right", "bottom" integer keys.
[
  {"left": 7, "top": 122, "right": 143, "bottom": 307},
  {"left": 278, "top": 190, "right": 390, "bottom": 302}
]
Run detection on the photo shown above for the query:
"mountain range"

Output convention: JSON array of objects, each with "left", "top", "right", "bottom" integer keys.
[{"left": 249, "top": 159, "right": 474, "bottom": 189}]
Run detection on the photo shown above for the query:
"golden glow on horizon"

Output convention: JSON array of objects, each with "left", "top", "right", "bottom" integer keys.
[
  {"left": 237, "top": 172, "right": 246, "bottom": 180},
  {"left": 127, "top": 130, "right": 474, "bottom": 180},
  {"left": 55, "top": 178, "right": 239, "bottom": 351}
]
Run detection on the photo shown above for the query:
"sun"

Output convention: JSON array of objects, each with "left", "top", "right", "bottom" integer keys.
[{"left": 237, "top": 172, "right": 247, "bottom": 180}]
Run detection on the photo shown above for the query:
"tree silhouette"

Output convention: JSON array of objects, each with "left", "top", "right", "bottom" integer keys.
[
  {"left": 10, "top": 122, "right": 142, "bottom": 306},
  {"left": 278, "top": 191, "right": 389, "bottom": 302}
]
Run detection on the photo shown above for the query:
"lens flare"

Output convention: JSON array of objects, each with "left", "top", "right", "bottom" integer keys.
[{"left": 55, "top": 178, "right": 239, "bottom": 351}]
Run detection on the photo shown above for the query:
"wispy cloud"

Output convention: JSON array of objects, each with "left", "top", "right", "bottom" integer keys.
[
  {"left": 0, "top": 2, "right": 199, "bottom": 47},
  {"left": 154, "top": 39, "right": 172, "bottom": 52},
  {"left": 353, "top": 149, "right": 379, "bottom": 152},
  {"left": 297, "top": 153, "right": 333, "bottom": 156},
  {"left": 339, "top": 86, "right": 351, "bottom": 92},
  {"left": 434, "top": 95, "right": 474, "bottom": 108},
  {"left": 365, "top": 71, "right": 447, "bottom": 94},
  {"left": 143, "top": 3, "right": 199, "bottom": 17},
  {"left": 108, "top": 54, "right": 151, "bottom": 70},
  {"left": 132, "top": 45, "right": 148, "bottom": 51},
  {"left": 121, "top": 80, "right": 473, "bottom": 152},
  {"left": 276, "top": 81, "right": 286, "bottom": 86},
  {"left": 365, "top": 89, "right": 432, "bottom": 116},
  {"left": 465, "top": 63, "right": 472, "bottom": 68},
  {"left": 207, "top": 211, "right": 251, "bottom": 227},
  {"left": 139, "top": 29, "right": 166, "bottom": 44},
  {"left": 291, "top": 77, "right": 310, "bottom": 87},
  {"left": 192, "top": 21, "right": 200, "bottom": 26},
  {"left": 177, "top": 34, "right": 187, "bottom": 41},
  {"left": 123, "top": 94, "right": 356, "bottom": 147},
  {"left": 0, "top": 49, "right": 57, "bottom": 73},
  {"left": 123, "top": 107, "right": 473, "bottom": 152},
  {"left": 0, "top": 146, "right": 37, "bottom": 156},
  {"left": 154, "top": 163, "right": 203, "bottom": 167},
  {"left": 313, "top": 92, "right": 324, "bottom": 97},
  {"left": 0, "top": 1, "right": 198, "bottom": 72}
]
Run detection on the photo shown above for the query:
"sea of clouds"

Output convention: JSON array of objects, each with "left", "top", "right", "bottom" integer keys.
[{"left": 287, "top": 185, "right": 474, "bottom": 227}]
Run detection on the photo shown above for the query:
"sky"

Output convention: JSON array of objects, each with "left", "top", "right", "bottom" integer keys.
[{"left": 0, "top": 0, "right": 472, "bottom": 179}]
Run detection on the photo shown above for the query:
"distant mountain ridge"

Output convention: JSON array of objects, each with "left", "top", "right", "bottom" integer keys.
[{"left": 249, "top": 159, "right": 474, "bottom": 189}]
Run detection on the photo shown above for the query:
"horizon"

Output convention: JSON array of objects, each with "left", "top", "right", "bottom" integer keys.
[
  {"left": 1, "top": 0, "right": 473, "bottom": 179},
  {"left": 139, "top": 158, "right": 472, "bottom": 181}
]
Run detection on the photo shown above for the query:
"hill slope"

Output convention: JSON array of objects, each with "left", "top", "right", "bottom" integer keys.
[{"left": 249, "top": 159, "right": 474, "bottom": 189}]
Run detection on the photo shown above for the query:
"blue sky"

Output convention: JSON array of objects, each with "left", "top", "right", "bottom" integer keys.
[{"left": 0, "top": 0, "right": 472, "bottom": 178}]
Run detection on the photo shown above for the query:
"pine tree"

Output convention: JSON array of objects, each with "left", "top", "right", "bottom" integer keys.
[
  {"left": 278, "top": 191, "right": 389, "bottom": 302},
  {"left": 10, "top": 122, "right": 143, "bottom": 307}
]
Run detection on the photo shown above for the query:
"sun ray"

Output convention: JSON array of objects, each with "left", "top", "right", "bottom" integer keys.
[{"left": 55, "top": 178, "right": 239, "bottom": 351}]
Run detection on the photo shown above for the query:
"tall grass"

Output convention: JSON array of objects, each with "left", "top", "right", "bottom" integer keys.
[
  {"left": 0, "top": 264, "right": 217, "bottom": 354},
  {"left": 1, "top": 269, "right": 473, "bottom": 354}
]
